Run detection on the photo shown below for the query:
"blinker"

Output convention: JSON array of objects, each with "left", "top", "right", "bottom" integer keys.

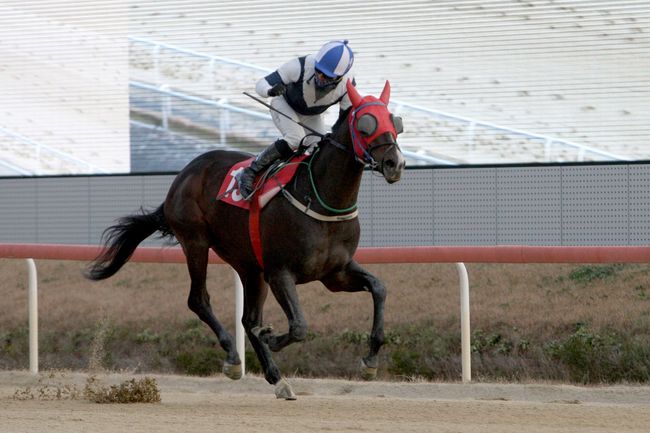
[
  {"left": 391, "top": 114, "right": 404, "bottom": 135},
  {"left": 356, "top": 114, "right": 377, "bottom": 137}
]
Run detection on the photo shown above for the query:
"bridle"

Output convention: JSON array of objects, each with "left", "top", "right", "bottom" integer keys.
[
  {"left": 242, "top": 90, "right": 401, "bottom": 174},
  {"left": 347, "top": 101, "right": 401, "bottom": 173}
]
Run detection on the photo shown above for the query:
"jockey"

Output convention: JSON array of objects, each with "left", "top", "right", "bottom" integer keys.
[{"left": 237, "top": 40, "right": 356, "bottom": 199}]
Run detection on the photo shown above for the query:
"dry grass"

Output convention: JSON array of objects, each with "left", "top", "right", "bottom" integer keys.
[
  {"left": 12, "top": 371, "right": 161, "bottom": 404},
  {"left": 2, "top": 259, "right": 649, "bottom": 381},
  {"left": 2, "top": 260, "right": 649, "bottom": 337},
  {"left": 83, "top": 375, "right": 161, "bottom": 403}
]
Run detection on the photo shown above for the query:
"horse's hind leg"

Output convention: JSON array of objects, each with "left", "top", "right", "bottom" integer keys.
[
  {"left": 321, "top": 260, "right": 386, "bottom": 380},
  {"left": 182, "top": 239, "right": 241, "bottom": 379},
  {"left": 240, "top": 270, "right": 295, "bottom": 399}
]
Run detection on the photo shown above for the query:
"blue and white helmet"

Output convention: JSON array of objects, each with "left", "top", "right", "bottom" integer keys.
[{"left": 314, "top": 40, "right": 354, "bottom": 78}]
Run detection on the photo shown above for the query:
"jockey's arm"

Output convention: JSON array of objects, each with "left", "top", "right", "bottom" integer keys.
[{"left": 255, "top": 58, "right": 301, "bottom": 98}]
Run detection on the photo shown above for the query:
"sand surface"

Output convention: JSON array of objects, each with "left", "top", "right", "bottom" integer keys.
[{"left": 1, "top": 370, "right": 649, "bottom": 433}]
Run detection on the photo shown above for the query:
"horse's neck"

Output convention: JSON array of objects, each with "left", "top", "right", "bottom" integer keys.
[{"left": 301, "top": 132, "right": 364, "bottom": 212}]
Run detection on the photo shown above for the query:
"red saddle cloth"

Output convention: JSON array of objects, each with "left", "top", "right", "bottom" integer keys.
[
  {"left": 217, "top": 154, "right": 309, "bottom": 269},
  {"left": 218, "top": 154, "right": 309, "bottom": 210}
]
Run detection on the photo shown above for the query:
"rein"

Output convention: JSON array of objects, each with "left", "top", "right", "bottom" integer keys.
[
  {"left": 306, "top": 146, "right": 358, "bottom": 214},
  {"left": 244, "top": 90, "right": 399, "bottom": 220}
]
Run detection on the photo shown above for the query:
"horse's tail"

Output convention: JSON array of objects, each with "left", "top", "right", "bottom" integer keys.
[{"left": 85, "top": 204, "right": 173, "bottom": 280}]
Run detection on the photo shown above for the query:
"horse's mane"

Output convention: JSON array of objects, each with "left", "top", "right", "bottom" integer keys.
[{"left": 331, "top": 107, "right": 352, "bottom": 134}]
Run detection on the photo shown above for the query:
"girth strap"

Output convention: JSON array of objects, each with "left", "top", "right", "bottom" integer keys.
[
  {"left": 249, "top": 192, "right": 264, "bottom": 268},
  {"left": 282, "top": 190, "right": 358, "bottom": 222}
]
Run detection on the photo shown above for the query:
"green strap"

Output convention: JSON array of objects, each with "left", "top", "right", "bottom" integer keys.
[{"left": 306, "top": 147, "right": 358, "bottom": 214}]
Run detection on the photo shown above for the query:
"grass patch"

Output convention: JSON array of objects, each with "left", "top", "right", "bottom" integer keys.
[
  {"left": 546, "top": 323, "right": 650, "bottom": 383},
  {"left": 568, "top": 264, "right": 624, "bottom": 284}
]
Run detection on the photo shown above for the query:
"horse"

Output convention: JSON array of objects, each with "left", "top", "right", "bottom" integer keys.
[{"left": 86, "top": 80, "right": 406, "bottom": 399}]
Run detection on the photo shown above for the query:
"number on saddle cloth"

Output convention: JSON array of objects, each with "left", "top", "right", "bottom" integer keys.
[{"left": 217, "top": 153, "right": 310, "bottom": 210}]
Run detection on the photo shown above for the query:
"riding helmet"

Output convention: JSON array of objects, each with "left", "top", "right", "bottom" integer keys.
[{"left": 314, "top": 40, "right": 354, "bottom": 78}]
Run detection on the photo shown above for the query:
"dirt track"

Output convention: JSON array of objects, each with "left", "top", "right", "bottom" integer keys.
[{"left": 1, "top": 371, "right": 649, "bottom": 433}]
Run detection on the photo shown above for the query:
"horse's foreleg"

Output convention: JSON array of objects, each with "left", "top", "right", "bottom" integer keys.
[
  {"left": 183, "top": 240, "right": 241, "bottom": 379},
  {"left": 262, "top": 271, "right": 308, "bottom": 352},
  {"left": 321, "top": 260, "right": 386, "bottom": 380}
]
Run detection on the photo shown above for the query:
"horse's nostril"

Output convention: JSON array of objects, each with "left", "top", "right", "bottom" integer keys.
[{"left": 385, "top": 159, "right": 396, "bottom": 169}]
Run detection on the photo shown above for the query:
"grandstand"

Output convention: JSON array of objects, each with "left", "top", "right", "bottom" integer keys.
[{"left": 1, "top": 0, "right": 648, "bottom": 175}]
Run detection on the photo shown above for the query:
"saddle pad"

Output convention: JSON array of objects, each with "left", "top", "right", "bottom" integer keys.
[{"left": 218, "top": 154, "right": 309, "bottom": 210}]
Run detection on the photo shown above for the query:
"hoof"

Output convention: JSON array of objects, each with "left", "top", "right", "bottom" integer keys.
[
  {"left": 251, "top": 325, "right": 274, "bottom": 339},
  {"left": 274, "top": 378, "right": 297, "bottom": 400},
  {"left": 360, "top": 358, "right": 378, "bottom": 381},
  {"left": 223, "top": 361, "right": 242, "bottom": 380}
]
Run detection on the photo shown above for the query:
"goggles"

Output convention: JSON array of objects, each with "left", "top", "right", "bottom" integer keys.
[{"left": 314, "top": 69, "right": 342, "bottom": 88}]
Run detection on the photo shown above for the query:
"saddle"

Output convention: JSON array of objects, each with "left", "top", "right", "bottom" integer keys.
[
  {"left": 218, "top": 153, "right": 310, "bottom": 269},
  {"left": 218, "top": 153, "right": 309, "bottom": 210}
]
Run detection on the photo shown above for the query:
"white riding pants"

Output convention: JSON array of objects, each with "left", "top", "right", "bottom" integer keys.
[{"left": 270, "top": 96, "right": 326, "bottom": 150}]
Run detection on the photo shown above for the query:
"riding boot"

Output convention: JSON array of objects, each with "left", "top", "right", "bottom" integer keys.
[{"left": 237, "top": 139, "right": 293, "bottom": 200}]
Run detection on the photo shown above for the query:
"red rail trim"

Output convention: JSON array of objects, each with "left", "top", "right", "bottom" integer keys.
[{"left": 1, "top": 244, "right": 649, "bottom": 264}]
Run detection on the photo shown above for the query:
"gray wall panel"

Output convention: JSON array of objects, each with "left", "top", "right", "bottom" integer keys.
[
  {"left": 141, "top": 175, "right": 175, "bottom": 246},
  {"left": 497, "top": 166, "right": 562, "bottom": 245},
  {"left": 562, "top": 165, "right": 629, "bottom": 245},
  {"left": 629, "top": 165, "right": 650, "bottom": 246},
  {"left": 36, "top": 177, "right": 90, "bottom": 244},
  {"left": 1, "top": 163, "right": 649, "bottom": 248},
  {"left": 0, "top": 178, "right": 38, "bottom": 242},
  {"left": 369, "top": 170, "right": 435, "bottom": 246},
  {"left": 357, "top": 175, "right": 374, "bottom": 247},
  {"left": 143, "top": 176, "right": 174, "bottom": 207},
  {"left": 433, "top": 168, "right": 497, "bottom": 245},
  {"left": 88, "top": 177, "right": 146, "bottom": 245}
]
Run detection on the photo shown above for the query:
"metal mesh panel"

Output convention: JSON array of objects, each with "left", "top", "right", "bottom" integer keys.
[
  {"left": 497, "top": 166, "right": 562, "bottom": 245},
  {"left": 629, "top": 164, "right": 650, "bottom": 246},
  {"left": 433, "top": 168, "right": 498, "bottom": 245},
  {"left": 1, "top": 164, "right": 649, "bottom": 247},
  {"left": 88, "top": 177, "right": 145, "bottom": 245},
  {"left": 561, "top": 165, "right": 629, "bottom": 245},
  {"left": 36, "top": 178, "right": 91, "bottom": 244},
  {"left": 0, "top": 178, "right": 38, "bottom": 242},
  {"left": 366, "top": 170, "right": 435, "bottom": 247}
]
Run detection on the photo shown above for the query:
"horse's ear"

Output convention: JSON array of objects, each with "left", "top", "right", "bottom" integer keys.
[
  {"left": 346, "top": 79, "right": 363, "bottom": 107},
  {"left": 380, "top": 81, "right": 391, "bottom": 104}
]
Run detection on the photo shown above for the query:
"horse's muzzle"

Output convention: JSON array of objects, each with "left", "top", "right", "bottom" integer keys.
[{"left": 381, "top": 150, "right": 406, "bottom": 183}]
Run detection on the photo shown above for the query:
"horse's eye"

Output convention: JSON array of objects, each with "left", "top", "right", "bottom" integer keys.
[
  {"left": 391, "top": 114, "right": 404, "bottom": 134},
  {"left": 356, "top": 114, "right": 377, "bottom": 137}
]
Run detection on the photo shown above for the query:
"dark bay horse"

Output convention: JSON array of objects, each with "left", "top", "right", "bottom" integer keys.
[{"left": 86, "top": 80, "right": 405, "bottom": 399}]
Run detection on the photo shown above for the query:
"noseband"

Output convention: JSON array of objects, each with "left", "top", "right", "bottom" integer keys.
[{"left": 321, "top": 131, "right": 399, "bottom": 174}]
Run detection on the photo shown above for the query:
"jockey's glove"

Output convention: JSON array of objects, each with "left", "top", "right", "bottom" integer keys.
[{"left": 268, "top": 83, "right": 287, "bottom": 97}]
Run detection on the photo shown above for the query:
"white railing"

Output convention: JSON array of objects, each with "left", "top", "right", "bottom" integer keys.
[
  {"left": 0, "top": 126, "right": 109, "bottom": 175},
  {"left": 0, "top": 159, "right": 31, "bottom": 176},
  {"left": 129, "top": 36, "right": 629, "bottom": 164},
  {"left": 130, "top": 80, "right": 457, "bottom": 166}
]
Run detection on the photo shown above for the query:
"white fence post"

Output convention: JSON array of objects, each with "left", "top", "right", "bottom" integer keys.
[
  {"left": 219, "top": 99, "right": 229, "bottom": 147},
  {"left": 160, "top": 84, "right": 171, "bottom": 130},
  {"left": 456, "top": 262, "right": 471, "bottom": 383},
  {"left": 233, "top": 269, "right": 245, "bottom": 377},
  {"left": 26, "top": 259, "right": 38, "bottom": 374}
]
